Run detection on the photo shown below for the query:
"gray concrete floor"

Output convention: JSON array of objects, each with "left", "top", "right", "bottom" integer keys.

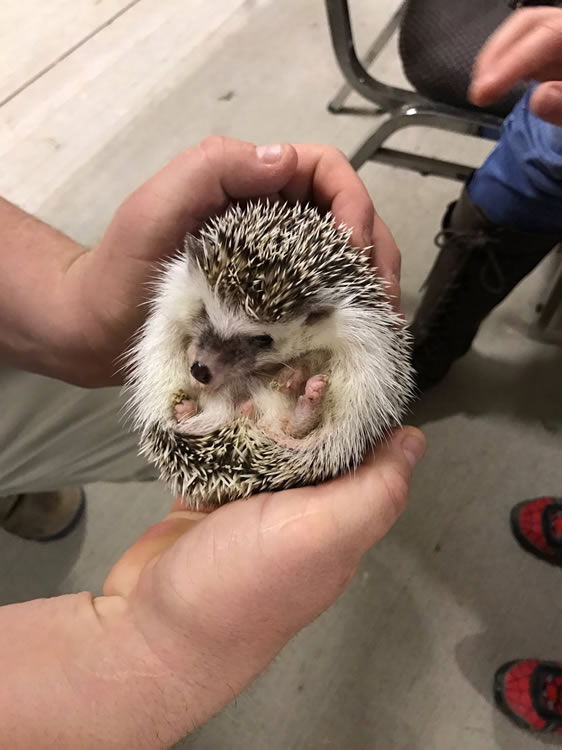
[{"left": 2, "top": 1, "right": 562, "bottom": 748}]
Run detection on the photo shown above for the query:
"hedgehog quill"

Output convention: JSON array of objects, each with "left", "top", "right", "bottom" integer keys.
[{"left": 125, "top": 201, "right": 414, "bottom": 510}]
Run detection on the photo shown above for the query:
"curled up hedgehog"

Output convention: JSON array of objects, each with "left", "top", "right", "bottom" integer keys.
[{"left": 125, "top": 201, "right": 414, "bottom": 510}]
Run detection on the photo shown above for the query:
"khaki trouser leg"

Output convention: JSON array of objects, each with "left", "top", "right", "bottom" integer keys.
[{"left": 0, "top": 367, "right": 155, "bottom": 496}]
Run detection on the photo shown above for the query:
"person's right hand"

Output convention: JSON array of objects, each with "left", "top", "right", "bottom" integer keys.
[
  {"left": 0, "top": 427, "right": 423, "bottom": 749},
  {"left": 96, "top": 427, "right": 425, "bottom": 745},
  {"left": 56, "top": 138, "right": 401, "bottom": 387},
  {"left": 470, "top": 6, "right": 562, "bottom": 124}
]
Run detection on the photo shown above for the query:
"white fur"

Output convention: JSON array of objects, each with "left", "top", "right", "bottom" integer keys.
[{"left": 125, "top": 213, "right": 413, "bottom": 505}]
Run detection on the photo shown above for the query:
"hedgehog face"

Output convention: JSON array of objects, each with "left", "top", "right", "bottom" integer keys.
[
  {"left": 187, "top": 301, "right": 336, "bottom": 391},
  {"left": 188, "top": 306, "right": 276, "bottom": 389}
]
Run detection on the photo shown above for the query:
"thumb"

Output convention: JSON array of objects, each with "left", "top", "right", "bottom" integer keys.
[
  {"left": 77, "top": 137, "right": 299, "bottom": 374},
  {"left": 104, "top": 137, "right": 299, "bottom": 263},
  {"left": 530, "top": 81, "right": 562, "bottom": 126},
  {"left": 309, "top": 426, "right": 426, "bottom": 559}
]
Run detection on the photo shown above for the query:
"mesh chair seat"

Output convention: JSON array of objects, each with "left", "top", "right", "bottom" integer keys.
[
  {"left": 325, "top": 0, "right": 562, "bottom": 338},
  {"left": 399, "top": 0, "right": 526, "bottom": 118}
]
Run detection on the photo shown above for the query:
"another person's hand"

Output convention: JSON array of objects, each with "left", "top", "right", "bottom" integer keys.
[
  {"left": 470, "top": 6, "right": 562, "bottom": 124},
  {"left": 59, "top": 137, "right": 401, "bottom": 386}
]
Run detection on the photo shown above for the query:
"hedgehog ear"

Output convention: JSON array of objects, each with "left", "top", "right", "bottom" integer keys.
[
  {"left": 184, "top": 234, "right": 205, "bottom": 267},
  {"left": 305, "top": 304, "right": 336, "bottom": 326}
]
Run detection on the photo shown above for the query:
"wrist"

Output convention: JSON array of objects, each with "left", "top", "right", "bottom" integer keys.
[
  {"left": 126, "top": 541, "right": 299, "bottom": 727},
  {"left": 0, "top": 591, "right": 198, "bottom": 749},
  {"left": 31, "top": 248, "right": 90, "bottom": 384},
  {"left": 0, "top": 199, "right": 89, "bottom": 383}
]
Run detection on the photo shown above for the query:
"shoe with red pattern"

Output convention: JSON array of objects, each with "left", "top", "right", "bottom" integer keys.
[
  {"left": 510, "top": 497, "right": 562, "bottom": 566},
  {"left": 494, "top": 660, "right": 562, "bottom": 733}
]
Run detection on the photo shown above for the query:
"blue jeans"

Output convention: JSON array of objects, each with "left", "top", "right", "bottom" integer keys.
[{"left": 468, "top": 84, "right": 562, "bottom": 235}]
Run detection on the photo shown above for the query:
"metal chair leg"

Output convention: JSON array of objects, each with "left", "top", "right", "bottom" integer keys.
[
  {"left": 325, "top": 0, "right": 503, "bottom": 181},
  {"left": 325, "top": 0, "right": 429, "bottom": 111},
  {"left": 349, "top": 104, "right": 502, "bottom": 179},
  {"left": 327, "top": 1, "right": 406, "bottom": 114}
]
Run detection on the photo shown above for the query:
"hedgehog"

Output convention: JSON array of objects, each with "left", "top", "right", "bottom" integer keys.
[{"left": 125, "top": 200, "right": 414, "bottom": 510}]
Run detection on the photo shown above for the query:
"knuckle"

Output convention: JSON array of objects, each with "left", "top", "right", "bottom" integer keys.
[
  {"left": 379, "top": 466, "right": 409, "bottom": 520},
  {"left": 120, "top": 184, "right": 159, "bottom": 227},
  {"left": 363, "top": 201, "right": 376, "bottom": 224},
  {"left": 323, "top": 144, "right": 348, "bottom": 164},
  {"left": 117, "top": 185, "right": 148, "bottom": 221},
  {"left": 198, "top": 135, "right": 227, "bottom": 160},
  {"left": 540, "top": 19, "right": 562, "bottom": 45}
]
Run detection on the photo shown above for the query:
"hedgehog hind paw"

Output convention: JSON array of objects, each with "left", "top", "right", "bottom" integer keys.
[{"left": 285, "top": 375, "right": 328, "bottom": 438}]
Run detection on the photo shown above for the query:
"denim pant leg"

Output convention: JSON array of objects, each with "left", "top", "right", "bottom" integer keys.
[{"left": 468, "top": 84, "right": 562, "bottom": 234}]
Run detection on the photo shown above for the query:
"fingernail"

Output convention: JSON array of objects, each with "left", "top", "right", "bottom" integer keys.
[
  {"left": 400, "top": 432, "right": 425, "bottom": 467},
  {"left": 256, "top": 144, "right": 283, "bottom": 164}
]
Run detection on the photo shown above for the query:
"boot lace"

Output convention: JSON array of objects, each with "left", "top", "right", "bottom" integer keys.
[
  {"left": 433, "top": 229, "right": 506, "bottom": 295},
  {"left": 415, "top": 228, "right": 506, "bottom": 359}
]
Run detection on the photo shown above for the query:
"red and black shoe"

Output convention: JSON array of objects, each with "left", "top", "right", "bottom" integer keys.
[
  {"left": 510, "top": 497, "right": 562, "bottom": 566},
  {"left": 494, "top": 660, "right": 562, "bottom": 733}
]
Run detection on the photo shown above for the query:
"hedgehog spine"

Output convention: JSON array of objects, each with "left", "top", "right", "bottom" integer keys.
[{"left": 125, "top": 200, "right": 414, "bottom": 509}]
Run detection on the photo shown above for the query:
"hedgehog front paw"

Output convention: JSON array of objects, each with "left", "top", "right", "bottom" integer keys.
[
  {"left": 171, "top": 389, "right": 190, "bottom": 405},
  {"left": 174, "top": 399, "right": 198, "bottom": 422},
  {"left": 303, "top": 374, "right": 328, "bottom": 402},
  {"left": 286, "top": 375, "right": 328, "bottom": 438}
]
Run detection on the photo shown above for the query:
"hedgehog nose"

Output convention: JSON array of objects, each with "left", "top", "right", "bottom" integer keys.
[{"left": 191, "top": 361, "right": 212, "bottom": 385}]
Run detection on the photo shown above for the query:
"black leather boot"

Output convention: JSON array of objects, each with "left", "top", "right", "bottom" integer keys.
[{"left": 411, "top": 188, "right": 560, "bottom": 393}]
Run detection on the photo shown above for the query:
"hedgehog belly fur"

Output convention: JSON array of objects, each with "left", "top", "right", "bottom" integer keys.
[{"left": 126, "top": 200, "right": 415, "bottom": 510}]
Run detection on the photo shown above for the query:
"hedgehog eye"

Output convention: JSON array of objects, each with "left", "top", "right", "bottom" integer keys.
[{"left": 251, "top": 334, "right": 273, "bottom": 349}]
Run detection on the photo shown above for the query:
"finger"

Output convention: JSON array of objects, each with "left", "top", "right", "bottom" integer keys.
[
  {"left": 254, "top": 427, "right": 425, "bottom": 575},
  {"left": 323, "top": 427, "right": 425, "bottom": 549},
  {"left": 103, "top": 510, "right": 206, "bottom": 597},
  {"left": 371, "top": 215, "right": 402, "bottom": 310},
  {"left": 530, "top": 81, "right": 562, "bottom": 124},
  {"left": 280, "top": 144, "right": 376, "bottom": 249},
  {"left": 281, "top": 145, "right": 401, "bottom": 305},
  {"left": 105, "top": 137, "right": 299, "bottom": 263},
  {"left": 471, "top": 11, "right": 562, "bottom": 105},
  {"left": 472, "top": 8, "right": 546, "bottom": 83}
]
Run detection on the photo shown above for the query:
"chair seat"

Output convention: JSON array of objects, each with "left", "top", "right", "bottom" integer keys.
[{"left": 399, "top": 0, "right": 526, "bottom": 118}]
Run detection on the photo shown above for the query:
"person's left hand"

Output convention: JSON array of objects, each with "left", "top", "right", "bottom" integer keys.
[{"left": 58, "top": 137, "right": 402, "bottom": 386}]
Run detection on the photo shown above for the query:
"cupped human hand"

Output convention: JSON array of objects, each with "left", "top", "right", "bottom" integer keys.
[
  {"left": 59, "top": 137, "right": 401, "bottom": 386},
  {"left": 99, "top": 427, "right": 425, "bottom": 737}
]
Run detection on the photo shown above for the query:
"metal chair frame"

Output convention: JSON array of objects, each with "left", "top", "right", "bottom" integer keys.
[
  {"left": 325, "top": 0, "right": 503, "bottom": 179},
  {"left": 324, "top": 0, "right": 562, "bottom": 333}
]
